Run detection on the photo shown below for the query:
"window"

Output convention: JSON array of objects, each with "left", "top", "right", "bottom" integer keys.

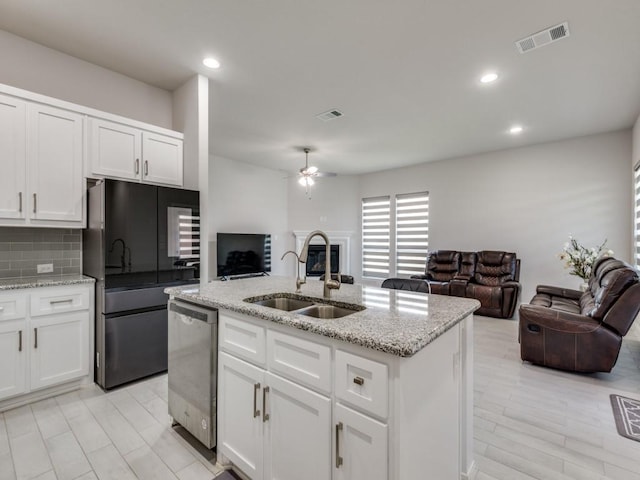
[
  {"left": 395, "top": 192, "right": 429, "bottom": 276},
  {"left": 635, "top": 163, "right": 640, "bottom": 267},
  {"left": 362, "top": 196, "right": 390, "bottom": 278},
  {"left": 362, "top": 192, "right": 429, "bottom": 278}
]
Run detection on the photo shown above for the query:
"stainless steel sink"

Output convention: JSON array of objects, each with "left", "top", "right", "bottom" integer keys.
[
  {"left": 295, "top": 304, "right": 360, "bottom": 319},
  {"left": 245, "top": 293, "right": 364, "bottom": 319},
  {"left": 251, "top": 297, "right": 314, "bottom": 311}
]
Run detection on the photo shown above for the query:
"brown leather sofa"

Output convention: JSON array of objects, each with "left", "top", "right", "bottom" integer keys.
[
  {"left": 382, "top": 250, "right": 521, "bottom": 318},
  {"left": 519, "top": 256, "right": 640, "bottom": 373}
]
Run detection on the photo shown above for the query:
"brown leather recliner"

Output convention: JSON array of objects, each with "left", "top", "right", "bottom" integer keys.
[
  {"left": 453, "top": 251, "right": 521, "bottom": 319},
  {"left": 410, "top": 250, "right": 460, "bottom": 294},
  {"left": 519, "top": 257, "right": 640, "bottom": 373},
  {"left": 388, "top": 249, "right": 521, "bottom": 318}
]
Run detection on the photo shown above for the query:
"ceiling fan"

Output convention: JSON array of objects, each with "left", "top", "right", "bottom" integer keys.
[{"left": 297, "top": 147, "right": 336, "bottom": 187}]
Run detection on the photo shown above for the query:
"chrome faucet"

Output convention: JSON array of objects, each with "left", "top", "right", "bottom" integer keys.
[
  {"left": 299, "top": 230, "right": 341, "bottom": 299},
  {"left": 281, "top": 250, "right": 305, "bottom": 293}
]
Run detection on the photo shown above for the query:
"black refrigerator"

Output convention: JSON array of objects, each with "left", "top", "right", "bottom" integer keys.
[{"left": 83, "top": 179, "right": 200, "bottom": 389}]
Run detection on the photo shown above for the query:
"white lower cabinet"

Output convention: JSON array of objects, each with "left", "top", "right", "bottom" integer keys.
[
  {"left": 30, "top": 311, "right": 89, "bottom": 390},
  {"left": 218, "top": 311, "right": 468, "bottom": 480},
  {"left": 0, "top": 320, "right": 27, "bottom": 399},
  {"left": 0, "top": 284, "right": 92, "bottom": 403},
  {"left": 334, "top": 403, "right": 387, "bottom": 480},
  {"left": 219, "top": 352, "right": 265, "bottom": 480},
  {"left": 264, "top": 372, "right": 331, "bottom": 480},
  {"left": 218, "top": 351, "right": 331, "bottom": 480}
]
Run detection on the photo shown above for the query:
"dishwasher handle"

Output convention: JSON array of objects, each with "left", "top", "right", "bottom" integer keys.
[{"left": 169, "top": 300, "right": 217, "bottom": 324}]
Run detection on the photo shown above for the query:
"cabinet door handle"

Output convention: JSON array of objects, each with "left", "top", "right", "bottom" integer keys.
[
  {"left": 50, "top": 299, "right": 73, "bottom": 305},
  {"left": 18, "top": 192, "right": 22, "bottom": 213},
  {"left": 33, "top": 193, "right": 37, "bottom": 214},
  {"left": 262, "top": 386, "right": 270, "bottom": 423},
  {"left": 253, "top": 383, "right": 261, "bottom": 418},
  {"left": 135, "top": 158, "right": 140, "bottom": 174},
  {"left": 144, "top": 160, "right": 149, "bottom": 176},
  {"left": 335, "top": 422, "right": 344, "bottom": 468},
  {"left": 34, "top": 327, "right": 38, "bottom": 349},
  {"left": 353, "top": 376, "right": 364, "bottom": 386},
  {"left": 18, "top": 330, "right": 22, "bottom": 352}
]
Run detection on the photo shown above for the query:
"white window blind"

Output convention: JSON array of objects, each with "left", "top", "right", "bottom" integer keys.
[
  {"left": 395, "top": 192, "right": 429, "bottom": 276},
  {"left": 167, "top": 207, "right": 200, "bottom": 261},
  {"left": 178, "top": 213, "right": 200, "bottom": 260},
  {"left": 264, "top": 235, "right": 272, "bottom": 272},
  {"left": 635, "top": 164, "right": 640, "bottom": 267},
  {"left": 362, "top": 196, "right": 390, "bottom": 278}
]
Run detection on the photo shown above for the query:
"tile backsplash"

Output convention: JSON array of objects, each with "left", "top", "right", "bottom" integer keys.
[{"left": 0, "top": 227, "right": 81, "bottom": 279}]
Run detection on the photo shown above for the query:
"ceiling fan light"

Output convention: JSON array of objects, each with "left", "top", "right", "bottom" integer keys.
[
  {"left": 298, "top": 176, "right": 314, "bottom": 187},
  {"left": 306, "top": 165, "right": 318, "bottom": 174}
]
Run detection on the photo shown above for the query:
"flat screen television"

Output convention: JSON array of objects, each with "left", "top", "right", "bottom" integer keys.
[{"left": 217, "top": 233, "right": 271, "bottom": 278}]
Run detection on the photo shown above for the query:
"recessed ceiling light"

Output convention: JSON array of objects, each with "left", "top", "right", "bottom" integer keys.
[
  {"left": 203, "top": 57, "right": 221, "bottom": 69},
  {"left": 509, "top": 125, "right": 523, "bottom": 134},
  {"left": 480, "top": 72, "right": 498, "bottom": 83}
]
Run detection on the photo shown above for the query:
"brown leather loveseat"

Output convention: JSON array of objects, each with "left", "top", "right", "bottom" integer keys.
[
  {"left": 382, "top": 250, "right": 521, "bottom": 318},
  {"left": 519, "top": 256, "right": 640, "bottom": 373}
]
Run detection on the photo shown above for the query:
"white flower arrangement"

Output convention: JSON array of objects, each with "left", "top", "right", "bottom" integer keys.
[{"left": 558, "top": 236, "right": 613, "bottom": 281}]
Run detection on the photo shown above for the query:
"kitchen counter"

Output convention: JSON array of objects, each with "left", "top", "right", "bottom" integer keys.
[
  {"left": 0, "top": 274, "right": 95, "bottom": 290},
  {"left": 165, "top": 276, "right": 479, "bottom": 357}
]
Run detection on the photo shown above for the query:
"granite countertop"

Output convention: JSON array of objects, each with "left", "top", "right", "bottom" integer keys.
[
  {"left": 166, "top": 276, "right": 480, "bottom": 357},
  {"left": 0, "top": 274, "right": 95, "bottom": 290}
]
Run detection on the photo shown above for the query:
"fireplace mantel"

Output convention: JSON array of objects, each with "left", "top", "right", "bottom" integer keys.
[{"left": 293, "top": 230, "right": 352, "bottom": 275}]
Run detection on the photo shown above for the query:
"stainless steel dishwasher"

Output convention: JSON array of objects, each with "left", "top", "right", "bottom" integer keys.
[{"left": 168, "top": 299, "right": 218, "bottom": 449}]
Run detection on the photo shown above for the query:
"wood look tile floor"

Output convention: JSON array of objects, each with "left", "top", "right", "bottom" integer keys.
[
  {"left": 474, "top": 316, "right": 640, "bottom": 480},
  {"left": 0, "top": 375, "right": 225, "bottom": 480},
  {"left": 1, "top": 315, "right": 639, "bottom": 480}
]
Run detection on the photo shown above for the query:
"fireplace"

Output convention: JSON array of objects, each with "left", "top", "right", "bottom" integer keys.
[
  {"left": 306, "top": 244, "right": 339, "bottom": 276},
  {"left": 293, "top": 230, "right": 352, "bottom": 277}
]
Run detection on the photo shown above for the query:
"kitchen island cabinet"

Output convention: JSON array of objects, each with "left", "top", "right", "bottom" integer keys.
[
  {"left": 167, "top": 277, "right": 479, "bottom": 480},
  {"left": 219, "top": 351, "right": 332, "bottom": 480}
]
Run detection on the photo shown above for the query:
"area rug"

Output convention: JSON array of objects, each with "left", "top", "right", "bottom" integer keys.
[{"left": 610, "top": 394, "right": 640, "bottom": 442}]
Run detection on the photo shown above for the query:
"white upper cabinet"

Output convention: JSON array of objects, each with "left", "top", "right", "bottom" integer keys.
[
  {"left": 0, "top": 95, "right": 26, "bottom": 220},
  {"left": 28, "top": 104, "right": 84, "bottom": 224},
  {"left": 142, "top": 132, "right": 183, "bottom": 186},
  {"left": 0, "top": 93, "right": 85, "bottom": 228},
  {"left": 90, "top": 119, "right": 142, "bottom": 181},
  {"left": 88, "top": 118, "right": 183, "bottom": 187},
  {"left": 0, "top": 82, "right": 184, "bottom": 228}
]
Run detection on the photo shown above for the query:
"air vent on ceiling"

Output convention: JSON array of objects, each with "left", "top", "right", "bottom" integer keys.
[
  {"left": 515, "top": 22, "right": 570, "bottom": 54},
  {"left": 316, "top": 109, "right": 344, "bottom": 122}
]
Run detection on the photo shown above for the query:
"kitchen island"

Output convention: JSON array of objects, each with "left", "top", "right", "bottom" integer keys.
[{"left": 166, "top": 276, "right": 479, "bottom": 480}]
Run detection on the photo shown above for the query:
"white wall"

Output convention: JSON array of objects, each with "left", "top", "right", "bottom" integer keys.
[
  {"left": 173, "top": 75, "right": 209, "bottom": 281},
  {"left": 287, "top": 175, "right": 361, "bottom": 276},
  {"left": 360, "top": 130, "right": 633, "bottom": 302},
  {"left": 0, "top": 29, "right": 172, "bottom": 128},
  {"left": 633, "top": 114, "right": 640, "bottom": 169},
  {"left": 208, "top": 155, "right": 289, "bottom": 278}
]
